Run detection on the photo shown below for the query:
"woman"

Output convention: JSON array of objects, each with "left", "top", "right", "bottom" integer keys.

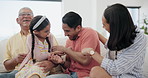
[{"left": 82, "top": 3, "right": 147, "bottom": 78}]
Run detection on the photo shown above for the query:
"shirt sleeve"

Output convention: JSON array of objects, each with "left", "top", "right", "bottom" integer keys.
[
  {"left": 26, "top": 35, "right": 32, "bottom": 53},
  {"left": 3, "top": 39, "right": 12, "bottom": 62},
  {"left": 81, "top": 28, "right": 100, "bottom": 52},
  {"left": 18, "top": 35, "right": 32, "bottom": 70},
  {"left": 52, "top": 34, "right": 58, "bottom": 46},
  {"left": 48, "top": 33, "right": 58, "bottom": 47}
]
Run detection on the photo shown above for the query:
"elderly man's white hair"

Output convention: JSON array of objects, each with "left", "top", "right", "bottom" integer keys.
[{"left": 18, "top": 7, "right": 34, "bottom": 16}]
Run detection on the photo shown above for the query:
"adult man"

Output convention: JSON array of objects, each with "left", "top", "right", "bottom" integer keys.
[
  {"left": 0, "top": 7, "right": 33, "bottom": 78},
  {"left": 47, "top": 12, "right": 100, "bottom": 78}
]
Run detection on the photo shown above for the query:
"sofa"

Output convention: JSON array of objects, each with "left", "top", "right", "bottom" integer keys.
[{"left": 0, "top": 37, "right": 148, "bottom": 77}]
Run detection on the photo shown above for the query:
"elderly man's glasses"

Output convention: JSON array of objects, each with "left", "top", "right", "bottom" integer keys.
[{"left": 19, "top": 12, "right": 33, "bottom": 16}]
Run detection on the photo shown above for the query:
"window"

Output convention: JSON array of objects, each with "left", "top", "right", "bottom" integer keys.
[
  {"left": 0, "top": 1, "right": 62, "bottom": 41},
  {"left": 127, "top": 6, "right": 141, "bottom": 26}
]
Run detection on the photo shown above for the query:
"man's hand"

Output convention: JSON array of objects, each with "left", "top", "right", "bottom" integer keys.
[
  {"left": 50, "top": 51, "right": 65, "bottom": 56},
  {"left": 14, "top": 53, "right": 27, "bottom": 64},
  {"left": 52, "top": 46, "right": 66, "bottom": 52},
  {"left": 51, "top": 46, "right": 72, "bottom": 55},
  {"left": 37, "top": 60, "right": 55, "bottom": 73}
]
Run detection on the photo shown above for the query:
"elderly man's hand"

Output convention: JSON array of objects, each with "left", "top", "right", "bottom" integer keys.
[{"left": 14, "top": 53, "right": 27, "bottom": 64}]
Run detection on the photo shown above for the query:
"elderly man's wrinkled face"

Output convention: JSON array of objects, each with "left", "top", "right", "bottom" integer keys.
[{"left": 17, "top": 8, "right": 33, "bottom": 30}]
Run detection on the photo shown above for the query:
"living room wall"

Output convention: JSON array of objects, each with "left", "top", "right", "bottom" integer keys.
[{"left": 62, "top": 0, "right": 147, "bottom": 37}]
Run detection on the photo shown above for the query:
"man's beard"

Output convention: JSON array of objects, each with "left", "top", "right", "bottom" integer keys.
[{"left": 70, "top": 35, "right": 79, "bottom": 40}]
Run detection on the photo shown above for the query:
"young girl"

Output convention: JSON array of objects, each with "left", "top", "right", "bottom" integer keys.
[{"left": 16, "top": 15, "right": 63, "bottom": 78}]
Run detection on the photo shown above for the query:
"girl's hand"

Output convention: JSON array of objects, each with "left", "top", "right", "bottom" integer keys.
[
  {"left": 48, "top": 53, "right": 64, "bottom": 65},
  {"left": 37, "top": 60, "right": 54, "bottom": 73}
]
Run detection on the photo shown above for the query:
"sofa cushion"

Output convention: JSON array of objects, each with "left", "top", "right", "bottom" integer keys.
[
  {"left": 0, "top": 39, "right": 7, "bottom": 72},
  {"left": 142, "top": 35, "right": 148, "bottom": 78},
  {"left": 0, "top": 36, "right": 148, "bottom": 78}
]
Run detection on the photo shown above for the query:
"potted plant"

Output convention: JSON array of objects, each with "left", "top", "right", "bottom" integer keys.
[{"left": 140, "top": 16, "right": 148, "bottom": 35}]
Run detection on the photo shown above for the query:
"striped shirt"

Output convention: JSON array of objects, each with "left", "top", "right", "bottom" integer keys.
[{"left": 101, "top": 31, "right": 147, "bottom": 78}]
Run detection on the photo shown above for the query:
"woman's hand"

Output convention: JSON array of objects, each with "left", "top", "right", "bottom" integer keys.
[{"left": 81, "top": 48, "right": 94, "bottom": 56}]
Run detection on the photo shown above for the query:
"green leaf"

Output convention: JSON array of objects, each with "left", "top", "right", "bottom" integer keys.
[
  {"left": 144, "top": 19, "right": 148, "bottom": 25},
  {"left": 140, "top": 26, "right": 145, "bottom": 29}
]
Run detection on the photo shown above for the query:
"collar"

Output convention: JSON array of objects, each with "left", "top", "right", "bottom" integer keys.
[
  {"left": 34, "top": 35, "right": 47, "bottom": 45},
  {"left": 20, "top": 30, "right": 30, "bottom": 36},
  {"left": 72, "top": 28, "right": 84, "bottom": 41}
]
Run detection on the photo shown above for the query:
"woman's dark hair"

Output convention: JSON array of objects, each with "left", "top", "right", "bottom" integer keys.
[
  {"left": 62, "top": 11, "right": 82, "bottom": 29},
  {"left": 29, "top": 15, "right": 51, "bottom": 63},
  {"left": 104, "top": 3, "right": 138, "bottom": 51}
]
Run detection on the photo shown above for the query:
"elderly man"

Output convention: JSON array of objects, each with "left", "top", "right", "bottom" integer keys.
[{"left": 0, "top": 7, "right": 33, "bottom": 78}]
